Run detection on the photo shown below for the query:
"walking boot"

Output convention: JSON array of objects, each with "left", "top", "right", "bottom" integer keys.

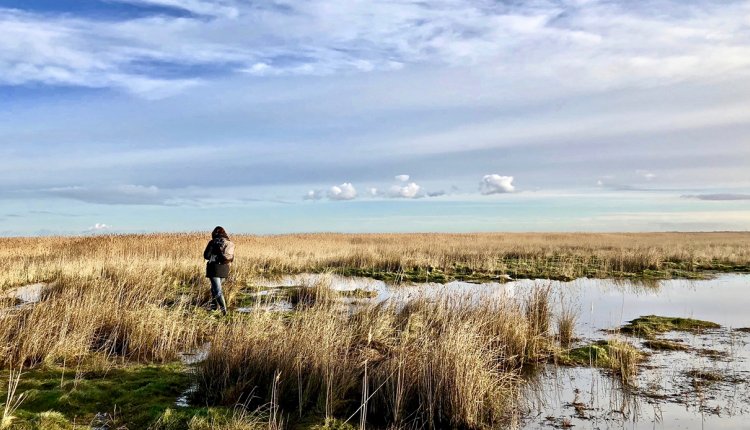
[{"left": 217, "top": 295, "right": 228, "bottom": 315}]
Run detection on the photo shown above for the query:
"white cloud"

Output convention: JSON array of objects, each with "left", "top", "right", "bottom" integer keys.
[
  {"left": 3, "top": 0, "right": 750, "bottom": 97},
  {"left": 304, "top": 189, "right": 324, "bottom": 200},
  {"left": 328, "top": 182, "right": 357, "bottom": 200},
  {"left": 389, "top": 182, "right": 422, "bottom": 198},
  {"left": 89, "top": 223, "right": 111, "bottom": 231},
  {"left": 640, "top": 171, "right": 657, "bottom": 181},
  {"left": 112, "top": 0, "right": 239, "bottom": 19},
  {"left": 368, "top": 187, "right": 380, "bottom": 197},
  {"left": 394, "top": 174, "right": 410, "bottom": 182},
  {"left": 480, "top": 175, "right": 515, "bottom": 195}
]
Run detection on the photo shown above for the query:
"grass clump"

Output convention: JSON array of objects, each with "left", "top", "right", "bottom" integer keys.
[
  {"left": 151, "top": 407, "right": 273, "bottom": 430},
  {"left": 556, "top": 305, "right": 576, "bottom": 348},
  {"left": 642, "top": 339, "right": 688, "bottom": 351},
  {"left": 685, "top": 369, "right": 724, "bottom": 383},
  {"left": 562, "top": 340, "right": 644, "bottom": 384},
  {"left": 195, "top": 285, "right": 559, "bottom": 429},
  {"left": 620, "top": 315, "right": 720, "bottom": 338}
]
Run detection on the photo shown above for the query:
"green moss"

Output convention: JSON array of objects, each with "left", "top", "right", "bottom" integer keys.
[
  {"left": 561, "top": 340, "right": 644, "bottom": 370},
  {"left": 620, "top": 315, "right": 721, "bottom": 338},
  {"left": 3, "top": 363, "right": 192, "bottom": 429},
  {"left": 292, "top": 417, "right": 356, "bottom": 430},
  {"left": 337, "top": 289, "right": 378, "bottom": 299},
  {"left": 643, "top": 339, "right": 689, "bottom": 351}
]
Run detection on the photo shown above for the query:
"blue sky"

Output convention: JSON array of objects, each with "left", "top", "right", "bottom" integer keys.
[{"left": 1, "top": 0, "right": 750, "bottom": 235}]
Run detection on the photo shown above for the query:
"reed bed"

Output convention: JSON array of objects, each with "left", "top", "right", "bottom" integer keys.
[
  {"left": 196, "top": 277, "right": 557, "bottom": 429},
  {"left": 2, "top": 232, "right": 748, "bottom": 291},
  {"left": 0, "top": 272, "right": 206, "bottom": 368},
  {"left": 0, "top": 232, "right": 746, "bottom": 427}
]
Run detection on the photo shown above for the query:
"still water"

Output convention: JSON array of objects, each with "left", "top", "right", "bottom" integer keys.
[{"left": 253, "top": 273, "right": 750, "bottom": 429}]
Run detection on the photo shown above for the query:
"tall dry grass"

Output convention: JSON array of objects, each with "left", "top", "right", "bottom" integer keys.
[
  {"left": 0, "top": 272, "right": 205, "bottom": 368},
  {"left": 195, "top": 278, "right": 557, "bottom": 429},
  {"left": 0, "top": 232, "right": 745, "bottom": 427},
  {"left": 2, "top": 232, "right": 748, "bottom": 291}
]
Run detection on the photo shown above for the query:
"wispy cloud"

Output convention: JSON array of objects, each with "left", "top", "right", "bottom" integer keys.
[
  {"left": 43, "top": 185, "right": 165, "bottom": 205},
  {"left": 112, "top": 0, "right": 239, "bottom": 18},
  {"left": 682, "top": 193, "right": 750, "bottom": 201},
  {"left": 3, "top": 0, "right": 750, "bottom": 96}
]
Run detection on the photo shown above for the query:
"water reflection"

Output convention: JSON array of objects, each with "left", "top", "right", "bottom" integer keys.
[{"left": 249, "top": 273, "right": 750, "bottom": 429}]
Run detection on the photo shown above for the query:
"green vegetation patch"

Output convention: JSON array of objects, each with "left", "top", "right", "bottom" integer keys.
[
  {"left": 561, "top": 340, "right": 644, "bottom": 370},
  {"left": 642, "top": 339, "right": 689, "bottom": 351},
  {"left": 3, "top": 363, "right": 192, "bottom": 429},
  {"left": 685, "top": 369, "right": 724, "bottom": 382},
  {"left": 620, "top": 315, "right": 720, "bottom": 338},
  {"left": 337, "top": 289, "right": 378, "bottom": 299}
]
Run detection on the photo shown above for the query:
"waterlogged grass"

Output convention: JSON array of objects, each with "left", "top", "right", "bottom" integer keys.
[
  {"left": 620, "top": 315, "right": 721, "bottom": 338},
  {"left": 643, "top": 339, "right": 689, "bottom": 351},
  {"left": 339, "top": 258, "right": 748, "bottom": 283},
  {"left": 1, "top": 363, "right": 191, "bottom": 429},
  {"left": 561, "top": 340, "right": 644, "bottom": 384},
  {"left": 563, "top": 340, "right": 643, "bottom": 367}
]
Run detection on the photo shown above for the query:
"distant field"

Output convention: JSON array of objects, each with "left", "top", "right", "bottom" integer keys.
[{"left": 1, "top": 232, "right": 749, "bottom": 289}]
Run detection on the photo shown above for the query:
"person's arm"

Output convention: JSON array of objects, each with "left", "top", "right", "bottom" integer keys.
[
  {"left": 221, "top": 241, "right": 235, "bottom": 263},
  {"left": 203, "top": 241, "right": 213, "bottom": 260}
]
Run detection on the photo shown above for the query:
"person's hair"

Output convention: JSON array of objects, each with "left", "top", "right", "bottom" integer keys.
[{"left": 212, "top": 226, "right": 229, "bottom": 239}]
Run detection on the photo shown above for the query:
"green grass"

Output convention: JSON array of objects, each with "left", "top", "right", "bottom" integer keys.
[
  {"left": 642, "top": 339, "right": 689, "bottom": 351},
  {"left": 620, "top": 315, "right": 721, "bottom": 338},
  {"left": 2, "top": 363, "right": 192, "bottom": 429},
  {"left": 335, "top": 258, "right": 748, "bottom": 283},
  {"left": 561, "top": 340, "right": 644, "bottom": 381}
]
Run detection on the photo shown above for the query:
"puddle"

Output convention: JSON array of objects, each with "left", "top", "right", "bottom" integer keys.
[
  {"left": 252, "top": 273, "right": 750, "bottom": 429},
  {"left": 1, "top": 282, "right": 47, "bottom": 305},
  {"left": 176, "top": 342, "right": 211, "bottom": 408},
  {"left": 178, "top": 342, "right": 211, "bottom": 366},
  {"left": 256, "top": 273, "right": 750, "bottom": 331}
]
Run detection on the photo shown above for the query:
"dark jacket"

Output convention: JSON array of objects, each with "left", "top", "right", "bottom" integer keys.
[{"left": 204, "top": 237, "right": 235, "bottom": 278}]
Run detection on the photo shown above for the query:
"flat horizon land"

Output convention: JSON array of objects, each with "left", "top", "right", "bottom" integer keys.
[
  {"left": 1, "top": 232, "right": 749, "bottom": 430},
  {"left": 2, "top": 232, "right": 749, "bottom": 289}
]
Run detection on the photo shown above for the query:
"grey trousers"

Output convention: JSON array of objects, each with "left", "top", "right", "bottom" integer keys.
[{"left": 209, "top": 277, "right": 227, "bottom": 314}]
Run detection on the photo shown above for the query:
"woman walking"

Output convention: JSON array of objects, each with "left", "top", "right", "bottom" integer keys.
[{"left": 203, "top": 226, "right": 235, "bottom": 315}]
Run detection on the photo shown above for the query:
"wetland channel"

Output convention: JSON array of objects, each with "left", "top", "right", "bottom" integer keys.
[{"left": 240, "top": 273, "right": 750, "bottom": 429}]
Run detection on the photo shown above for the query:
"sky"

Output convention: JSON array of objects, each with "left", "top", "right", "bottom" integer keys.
[{"left": 1, "top": 0, "right": 750, "bottom": 235}]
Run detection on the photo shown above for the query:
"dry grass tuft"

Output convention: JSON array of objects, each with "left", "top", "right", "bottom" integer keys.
[{"left": 195, "top": 280, "right": 558, "bottom": 429}]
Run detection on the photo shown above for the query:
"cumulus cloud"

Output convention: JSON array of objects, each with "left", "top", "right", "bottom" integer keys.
[
  {"left": 394, "top": 174, "right": 410, "bottom": 182},
  {"left": 328, "top": 183, "right": 357, "bottom": 200},
  {"left": 304, "top": 189, "right": 324, "bottom": 200},
  {"left": 480, "top": 175, "right": 515, "bottom": 195},
  {"left": 88, "top": 223, "right": 111, "bottom": 231},
  {"left": 367, "top": 187, "right": 380, "bottom": 197},
  {"left": 682, "top": 194, "right": 750, "bottom": 201},
  {"left": 389, "top": 182, "right": 422, "bottom": 198}
]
